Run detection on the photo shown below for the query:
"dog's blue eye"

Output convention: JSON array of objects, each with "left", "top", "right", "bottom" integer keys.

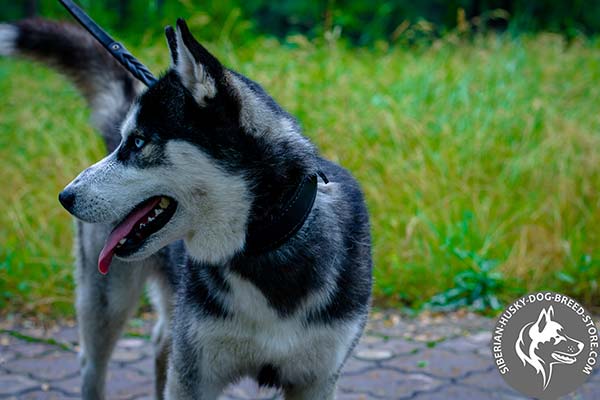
[{"left": 134, "top": 137, "right": 145, "bottom": 149}]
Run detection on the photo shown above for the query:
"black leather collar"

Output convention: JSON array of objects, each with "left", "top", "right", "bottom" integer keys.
[{"left": 244, "top": 174, "right": 322, "bottom": 255}]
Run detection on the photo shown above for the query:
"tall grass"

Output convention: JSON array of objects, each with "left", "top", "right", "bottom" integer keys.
[{"left": 1, "top": 33, "right": 599, "bottom": 317}]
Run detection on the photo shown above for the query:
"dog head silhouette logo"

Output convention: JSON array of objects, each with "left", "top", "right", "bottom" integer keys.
[
  {"left": 492, "top": 293, "right": 598, "bottom": 399},
  {"left": 515, "top": 306, "right": 584, "bottom": 389}
]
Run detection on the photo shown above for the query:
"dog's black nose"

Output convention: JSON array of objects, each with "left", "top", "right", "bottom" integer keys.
[{"left": 58, "top": 189, "right": 75, "bottom": 211}]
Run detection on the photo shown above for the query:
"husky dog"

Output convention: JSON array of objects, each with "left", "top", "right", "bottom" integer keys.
[
  {"left": 1, "top": 17, "right": 372, "bottom": 400},
  {"left": 515, "top": 306, "right": 584, "bottom": 390}
]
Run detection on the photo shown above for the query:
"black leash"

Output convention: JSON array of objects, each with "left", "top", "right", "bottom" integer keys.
[{"left": 59, "top": 0, "right": 157, "bottom": 87}]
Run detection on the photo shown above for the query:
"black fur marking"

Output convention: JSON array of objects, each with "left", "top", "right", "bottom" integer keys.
[
  {"left": 76, "top": 220, "right": 86, "bottom": 267},
  {"left": 115, "top": 129, "right": 169, "bottom": 168},
  {"left": 158, "top": 240, "right": 186, "bottom": 288},
  {"left": 15, "top": 19, "right": 114, "bottom": 76},
  {"left": 183, "top": 258, "right": 230, "bottom": 319},
  {"left": 257, "top": 364, "right": 280, "bottom": 388},
  {"left": 120, "top": 75, "right": 136, "bottom": 104},
  {"left": 228, "top": 246, "right": 324, "bottom": 317}
]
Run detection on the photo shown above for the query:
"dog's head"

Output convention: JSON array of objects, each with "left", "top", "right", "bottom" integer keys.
[
  {"left": 59, "top": 19, "right": 318, "bottom": 273},
  {"left": 515, "top": 306, "right": 584, "bottom": 389}
]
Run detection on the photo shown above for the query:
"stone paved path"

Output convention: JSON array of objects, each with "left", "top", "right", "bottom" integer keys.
[{"left": 1, "top": 312, "right": 599, "bottom": 399}]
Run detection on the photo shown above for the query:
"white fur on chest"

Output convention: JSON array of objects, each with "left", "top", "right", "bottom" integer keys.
[
  {"left": 187, "top": 272, "right": 361, "bottom": 383},
  {"left": 215, "top": 272, "right": 314, "bottom": 358}
]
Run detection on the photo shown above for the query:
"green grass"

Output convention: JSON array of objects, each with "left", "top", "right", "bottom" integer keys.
[{"left": 1, "top": 33, "right": 600, "bottom": 317}]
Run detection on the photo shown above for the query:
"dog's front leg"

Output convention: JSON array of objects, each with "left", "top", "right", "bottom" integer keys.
[
  {"left": 164, "top": 364, "right": 223, "bottom": 400},
  {"left": 164, "top": 333, "right": 224, "bottom": 400},
  {"left": 75, "top": 222, "right": 149, "bottom": 400},
  {"left": 284, "top": 376, "right": 338, "bottom": 400}
]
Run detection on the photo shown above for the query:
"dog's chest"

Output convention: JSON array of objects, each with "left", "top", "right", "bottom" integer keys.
[
  {"left": 225, "top": 272, "right": 276, "bottom": 320},
  {"left": 220, "top": 273, "right": 307, "bottom": 354},
  {"left": 195, "top": 272, "right": 339, "bottom": 366}
]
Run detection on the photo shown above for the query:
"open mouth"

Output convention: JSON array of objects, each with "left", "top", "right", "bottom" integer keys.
[
  {"left": 98, "top": 196, "right": 177, "bottom": 274},
  {"left": 552, "top": 351, "right": 577, "bottom": 364}
]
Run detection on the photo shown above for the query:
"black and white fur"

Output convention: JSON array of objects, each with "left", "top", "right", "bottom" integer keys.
[{"left": 1, "top": 17, "right": 372, "bottom": 399}]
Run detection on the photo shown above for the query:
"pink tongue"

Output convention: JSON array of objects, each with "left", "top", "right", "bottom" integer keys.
[{"left": 98, "top": 197, "right": 161, "bottom": 275}]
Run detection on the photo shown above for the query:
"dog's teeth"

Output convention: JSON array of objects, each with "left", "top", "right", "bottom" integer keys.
[
  {"left": 155, "top": 208, "right": 163, "bottom": 216},
  {"left": 148, "top": 216, "right": 155, "bottom": 223},
  {"left": 119, "top": 239, "right": 126, "bottom": 244},
  {"left": 159, "top": 197, "right": 170, "bottom": 209},
  {"left": 139, "top": 223, "right": 146, "bottom": 229}
]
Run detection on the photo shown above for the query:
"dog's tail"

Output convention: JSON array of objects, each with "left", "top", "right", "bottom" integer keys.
[{"left": 0, "top": 18, "right": 143, "bottom": 151}]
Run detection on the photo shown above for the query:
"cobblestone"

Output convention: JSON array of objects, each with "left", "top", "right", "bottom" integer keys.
[{"left": 0, "top": 312, "right": 598, "bottom": 399}]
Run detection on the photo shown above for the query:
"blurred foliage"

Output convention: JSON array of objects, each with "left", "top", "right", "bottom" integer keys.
[
  {"left": 2, "top": 0, "right": 600, "bottom": 46},
  {"left": 1, "top": 1, "right": 600, "bottom": 318},
  {"left": 1, "top": 0, "right": 255, "bottom": 46},
  {"left": 2, "top": 32, "right": 600, "bottom": 317},
  {"left": 424, "top": 245, "right": 504, "bottom": 313}
]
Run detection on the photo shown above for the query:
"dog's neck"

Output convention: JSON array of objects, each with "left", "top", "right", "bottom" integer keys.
[
  {"left": 244, "top": 173, "right": 319, "bottom": 254},
  {"left": 232, "top": 118, "right": 323, "bottom": 254}
]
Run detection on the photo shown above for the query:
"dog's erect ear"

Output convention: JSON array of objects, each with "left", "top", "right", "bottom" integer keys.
[
  {"left": 165, "top": 25, "right": 178, "bottom": 66},
  {"left": 166, "top": 19, "right": 223, "bottom": 105},
  {"left": 535, "top": 307, "right": 552, "bottom": 333}
]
